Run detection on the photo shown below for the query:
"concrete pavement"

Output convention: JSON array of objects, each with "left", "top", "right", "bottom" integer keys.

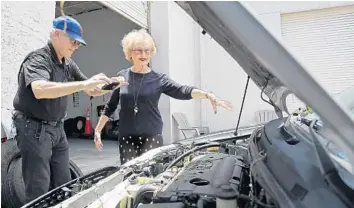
[{"left": 68, "top": 138, "right": 120, "bottom": 175}]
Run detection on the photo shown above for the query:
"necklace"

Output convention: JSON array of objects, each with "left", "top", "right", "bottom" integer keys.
[{"left": 132, "top": 68, "right": 147, "bottom": 116}]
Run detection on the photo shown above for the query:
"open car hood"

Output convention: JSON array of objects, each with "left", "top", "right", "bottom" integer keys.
[{"left": 176, "top": 1, "right": 354, "bottom": 162}]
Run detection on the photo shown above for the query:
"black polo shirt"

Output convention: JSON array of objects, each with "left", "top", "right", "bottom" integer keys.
[{"left": 13, "top": 42, "right": 88, "bottom": 122}]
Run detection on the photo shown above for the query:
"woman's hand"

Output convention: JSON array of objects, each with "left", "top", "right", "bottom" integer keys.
[
  {"left": 83, "top": 73, "right": 113, "bottom": 90},
  {"left": 111, "top": 76, "right": 129, "bottom": 89},
  {"left": 206, "top": 92, "right": 233, "bottom": 114},
  {"left": 94, "top": 131, "right": 103, "bottom": 152},
  {"left": 95, "top": 76, "right": 129, "bottom": 92}
]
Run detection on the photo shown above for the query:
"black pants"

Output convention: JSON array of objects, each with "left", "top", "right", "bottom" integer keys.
[
  {"left": 118, "top": 135, "right": 163, "bottom": 164},
  {"left": 13, "top": 113, "right": 71, "bottom": 202}
]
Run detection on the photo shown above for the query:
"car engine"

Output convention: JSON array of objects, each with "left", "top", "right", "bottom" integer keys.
[
  {"left": 134, "top": 154, "right": 249, "bottom": 208},
  {"left": 118, "top": 139, "right": 275, "bottom": 208}
]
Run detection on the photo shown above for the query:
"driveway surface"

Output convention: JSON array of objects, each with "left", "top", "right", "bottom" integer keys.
[{"left": 68, "top": 138, "right": 120, "bottom": 175}]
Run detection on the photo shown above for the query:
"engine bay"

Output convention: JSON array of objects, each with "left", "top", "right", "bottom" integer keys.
[
  {"left": 24, "top": 126, "right": 278, "bottom": 208},
  {"left": 23, "top": 117, "right": 353, "bottom": 208},
  {"left": 115, "top": 137, "right": 276, "bottom": 208}
]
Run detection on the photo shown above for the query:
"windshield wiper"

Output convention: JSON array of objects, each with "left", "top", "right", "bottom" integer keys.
[{"left": 308, "top": 119, "right": 354, "bottom": 206}]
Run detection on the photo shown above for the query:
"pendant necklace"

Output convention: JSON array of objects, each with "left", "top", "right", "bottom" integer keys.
[{"left": 132, "top": 68, "right": 146, "bottom": 116}]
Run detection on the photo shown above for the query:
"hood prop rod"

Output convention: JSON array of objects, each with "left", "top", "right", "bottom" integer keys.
[{"left": 234, "top": 75, "right": 250, "bottom": 136}]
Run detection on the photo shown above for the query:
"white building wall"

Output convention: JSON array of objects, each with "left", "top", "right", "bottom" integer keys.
[
  {"left": 168, "top": 3, "right": 202, "bottom": 141},
  {"left": 200, "top": 3, "right": 285, "bottom": 132},
  {"left": 150, "top": 2, "right": 201, "bottom": 143},
  {"left": 199, "top": 35, "right": 271, "bottom": 132},
  {"left": 150, "top": 2, "right": 172, "bottom": 143},
  {"left": 1, "top": 1, "right": 55, "bottom": 136}
]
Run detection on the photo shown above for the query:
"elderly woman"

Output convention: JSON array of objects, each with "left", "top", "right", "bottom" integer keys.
[{"left": 94, "top": 29, "right": 232, "bottom": 164}]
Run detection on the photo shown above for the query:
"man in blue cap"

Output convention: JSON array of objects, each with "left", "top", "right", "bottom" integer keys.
[{"left": 12, "top": 16, "right": 126, "bottom": 203}]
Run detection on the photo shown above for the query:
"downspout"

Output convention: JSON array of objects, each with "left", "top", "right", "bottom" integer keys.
[
  {"left": 147, "top": 1, "right": 152, "bottom": 69},
  {"left": 147, "top": 1, "right": 152, "bottom": 33}
]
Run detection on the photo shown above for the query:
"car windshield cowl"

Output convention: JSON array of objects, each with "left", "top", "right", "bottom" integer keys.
[
  {"left": 288, "top": 84, "right": 354, "bottom": 171},
  {"left": 293, "top": 111, "right": 354, "bottom": 191}
]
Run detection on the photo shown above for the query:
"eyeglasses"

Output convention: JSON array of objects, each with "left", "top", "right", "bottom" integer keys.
[
  {"left": 69, "top": 38, "right": 82, "bottom": 47},
  {"left": 132, "top": 48, "right": 151, "bottom": 55},
  {"left": 60, "top": 31, "right": 81, "bottom": 47}
]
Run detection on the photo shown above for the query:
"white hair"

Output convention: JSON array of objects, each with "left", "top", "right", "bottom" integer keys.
[{"left": 121, "top": 29, "right": 157, "bottom": 62}]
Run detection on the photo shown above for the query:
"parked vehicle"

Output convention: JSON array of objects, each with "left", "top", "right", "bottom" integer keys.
[
  {"left": 1, "top": 123, "right": 8, "bottom": 143},
  {"left": 6, "top": 1, "right": 354, "bottom": 208}
]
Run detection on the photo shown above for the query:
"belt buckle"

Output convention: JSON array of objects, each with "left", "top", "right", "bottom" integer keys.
[{"left": 42, "top": 120, "right": 56, "bottom": 126}]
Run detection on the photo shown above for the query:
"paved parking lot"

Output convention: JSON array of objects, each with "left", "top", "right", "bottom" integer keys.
[{"left": 68, "top": 138, "right": 120, "bottom": 175}]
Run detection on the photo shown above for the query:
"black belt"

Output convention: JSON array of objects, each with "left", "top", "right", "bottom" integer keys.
[{"left": 14, "top": 111, "right": 64, "bottom": 126}]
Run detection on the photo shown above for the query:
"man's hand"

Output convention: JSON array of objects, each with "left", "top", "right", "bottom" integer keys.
[
  {"left": 95, "top": 76, "right": 128, "bottom": 91},
  {"left": 83, "top": 73, "right": 112, "bottom": 90},
  {"left": 85, "top": 88, "right": 107, "bottom": 97},
  {"left": 94, "top": 131, "right": 103, "bottom": 152},
  {"left": 206, "top": 92, "right": 233, "bottom": 114},
  {"left": 84, "top": 75, "right": 128, "bottom": 97}
]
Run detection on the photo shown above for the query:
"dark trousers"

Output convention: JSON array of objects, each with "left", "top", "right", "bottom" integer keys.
[
  {"left": 118, "top": 135, "right": 163, "bottom": 165},
  {"left": 13, "top": 113, "right": 71, "bottom": 202}
]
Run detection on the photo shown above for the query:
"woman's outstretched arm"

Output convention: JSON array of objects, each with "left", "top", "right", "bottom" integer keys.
[{"left": 94, "top": 88, "right": 120, "bottom": 151}]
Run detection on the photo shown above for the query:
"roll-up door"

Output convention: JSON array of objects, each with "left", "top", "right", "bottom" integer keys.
[
  {"left": 281, "top": 5, "right": 354, "bottom": 113},
  {"left": 100, "top": 1, "right": 149, "bottom": 28}
]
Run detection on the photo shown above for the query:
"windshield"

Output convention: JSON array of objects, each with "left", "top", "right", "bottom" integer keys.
[
  {"left": 334, "top": 85, "right": 354, "bottom": 117},
  {"left": 325, "top": 93, "right": 354, "bottom": 190},
  {"left": 329, "top": 85, "right": 354, "bottom": 166},
  {"left": 324, "top": 85, "right": 354, "bottom": 161},
  {"left": 308, "top": 85, "right": 354, "bottom": 187}
]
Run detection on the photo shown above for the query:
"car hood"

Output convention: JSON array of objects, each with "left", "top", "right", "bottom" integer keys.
[{"left": 176, "top": 1, "right": 354, "bottom": 162}]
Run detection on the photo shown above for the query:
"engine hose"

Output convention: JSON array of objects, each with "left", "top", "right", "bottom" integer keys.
[
  {"left": 133, "top": 185, "right": 157, "bottom": 208},
  {"left": 165, "top": 143, "right": 220, "bottom": 170},
  {"left": 197, "top": 198, "right": 204, "bottom": 208},
  {"left": 237, "top": 194, "right": 275, "bottom": 208}
]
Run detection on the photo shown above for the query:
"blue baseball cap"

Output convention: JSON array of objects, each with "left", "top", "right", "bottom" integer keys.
[{"left": 53, "top": 16, "right": 87, "bottom": 46}]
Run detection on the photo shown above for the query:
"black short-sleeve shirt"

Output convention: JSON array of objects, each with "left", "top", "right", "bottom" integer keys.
[{"left": 13, "top": 42, "right": 88, "bottom": 122}]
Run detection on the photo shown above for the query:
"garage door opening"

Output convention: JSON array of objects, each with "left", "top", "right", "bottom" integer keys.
[{"left": 54, "top": 1, "right": 147, "bottom": 138}]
